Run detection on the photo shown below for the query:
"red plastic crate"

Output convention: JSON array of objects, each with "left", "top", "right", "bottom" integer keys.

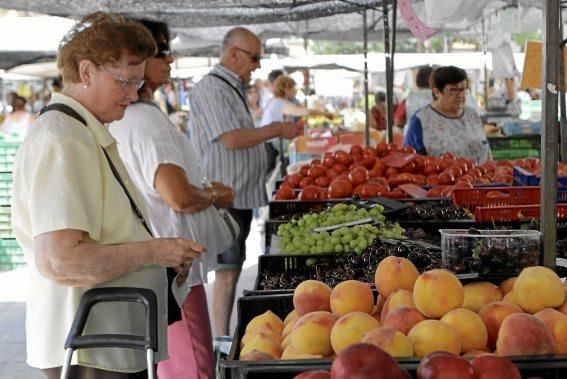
[
  {"left": 475, "top": 204, "right": 567, "bottom": 222},
  {"left": 452, "top": 186, "right": 541, "bottom": 211}
]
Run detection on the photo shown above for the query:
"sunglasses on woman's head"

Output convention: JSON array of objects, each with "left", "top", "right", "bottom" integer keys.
[{"left": 156, "top": 42, "right": 171, "bottom": 58}]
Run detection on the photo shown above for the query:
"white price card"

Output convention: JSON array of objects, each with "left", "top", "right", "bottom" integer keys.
[{"left": 397, "top": 0, "right": 437, "bottom": 42}]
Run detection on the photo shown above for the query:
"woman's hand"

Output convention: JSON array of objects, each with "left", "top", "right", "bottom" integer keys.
[
  {"left": 211, "top": 182, "right": 234, "bottom": 208},
  {"left": 151, "top": 238, "right": 205, "bottom": 269}
]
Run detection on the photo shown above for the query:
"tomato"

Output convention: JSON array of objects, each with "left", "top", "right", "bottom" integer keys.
[
  {"left": 362, "top": 146, "right": 378, "bottom": 158},
  {"left": 441, "top": 153, "right": 456, "bottom": 161},
  {"left": 401, "top": 161, "right": 416, "bottom": 173},
  {"left": 373, "top": 160, "right": 387, "bottom": 172},
  {"left": 413, "top": 175, "right": 427, "bottom": 186},
  {"left": 453, "top": 181, "right": 473, "bottom": 190},
  {"left": 447, "top": 165, "right": 463, "bottom": 179},
  {"left": 457, "top": 175, "right": 474, "bottom": 185},
  {"left": 348, "top": 167, "right": 370, "bottom": 186},
  {"left": 299, "top": 165, "right": 310, "bottom": 177},
  {"left": 423, "top": 162, "right": 440, "bottom": 176},
  {"left": 273, "top": 187, "right": 296, "bottom": 200},
  {"left": 367, "top": 177, "right": 390, "bottom": 192},
  {"left": 400, "top": 146, "right": 416, "bottom": 154},
  {"left": 360, "top": 157, "right": 377, "bottom": 169},
  {"left": 439, "top": 159, "right": 453, "bottom": 171},
  {"left": 427, "top": 185, "right": 448, "bottom": 198},
  {"left": 350, "top": 153, "right": 362, "bottom": 162},
  {"left": 298, "top": 185, "right": 328, "bottom": 200},
  {"left": 375, "top": 142, "right": 393, "bottom": 157},
  {"left": 439, "top": 171, "right": 455, "bottom": 185},
  {"left": 307, "top": 165, "right": 326, "bottom": 179},
  {"left": 368, "top": 167, "right": 383, "bottom": 178},
  {"left": 322, "top": 156, "right": 336, "bottom": 168},
  {"left": 286, "top": 173, "right": 303, "bottom": 186},
  {"left": 413, "top": 155, "right": 426, "bottom": 173},
  {"left": 348, "top": 163, "right": 364, "bottom": 172},
  {"left": 396, "top": 173, "right": 416, "bottom": 185},
  {"left": 469, "top": 168, "right": 482, "bottom": 179},
  {"left": 350, "top": 145, "right": 363, "bottom": 155},
  {"left": 334, "top": 150, "right": 352, "bottom": 166},
  {"left": 314, "top": 176, "right": 331, "bottom": 187},
  {"left": 384, "top": 166, "right": 399, "bottom": 178},
  {"left": 311, "top": 159, "right": 322, "bottom": 166},
  {"left": 328, "top": 179, "right": 353, "bottom": 199},
  {"left": 299, "top": 177, "right": 314, "bottom": 189},
  {"left": 332, "top": 163, "right": 348, "bottom": 173},
  {"left": 280, "top": 180, "right": 297, "bottom": 189},
  {"left": 426, "top": 175, "right": 441, "bottom": 186},
  {"left": 326, "top": 169, "right": 340, "bottom": 181},
  {"left": 355, "top": 184, "right": 382, "bottom": 198}
]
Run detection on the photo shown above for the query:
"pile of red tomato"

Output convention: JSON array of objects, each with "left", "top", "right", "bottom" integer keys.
[{"left": 274, "top": 143, "right": 545, "bottom": 201}]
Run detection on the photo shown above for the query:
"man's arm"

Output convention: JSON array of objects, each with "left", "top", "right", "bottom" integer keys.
[
  {"left": 34, "top": 229, "right": 204, "bottom": 287},
  {"left": 154, "top": 163, "right": 234, "bottom": 212},
  {"left": 220, "top": 121, "right": 303, "bottom": 149}
]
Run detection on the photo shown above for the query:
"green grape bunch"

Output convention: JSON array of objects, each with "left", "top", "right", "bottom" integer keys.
[{"left": 277, "top": 203, "right": 405, "bottom": 255}]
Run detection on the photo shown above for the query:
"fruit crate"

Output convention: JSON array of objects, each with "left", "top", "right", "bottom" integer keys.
[
  {"left": 452, "top": 186, "right": 567, "bottom": 211},
  {"left": 475, "top": 204, "right": 567, "bottom": 222},
  {"left": 268, "top": 197, "right": 409, "bottom": 219},
  {"left": 513, "top": 166, "right": 567, "bottom": 187},
  {"left": 487, "top": 134, "right": 541, "bottom": 151},
  {"left": 219, "top": 294, "right": 567, "bottom": 379},
  {"left": 440, "top": 229, "right": 542, "bottom": 277}
]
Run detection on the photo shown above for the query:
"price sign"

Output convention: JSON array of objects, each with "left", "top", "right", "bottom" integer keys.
[{"left": 397, "top": 0, "right": 437, "bottom": 42}]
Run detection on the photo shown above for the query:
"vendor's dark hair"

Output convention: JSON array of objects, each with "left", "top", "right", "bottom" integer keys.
[
  {"left": 416, "top": 65, "right": 434, "bottom": 89},
  {"left": 430, "top": 66, "right": 468, "bottom": 99},
  {"left": 268, "top": 69, "right": 284, "bottom": 83},
  {"left": 136, "top": 19, "right": 170, "bottom": 44}
]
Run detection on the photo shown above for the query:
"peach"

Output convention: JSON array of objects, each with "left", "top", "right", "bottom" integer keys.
[
  {"left": 557, "top": 287, "right": 567, "bottom": 315},
  {"left": 534, "top": 308, "right": 567, "bottom": 354},
  {"left": 362, "top": 326, "right": 414, "bottom": 357},
  {"left": 374, "top": 256, "right": 419, "bottom": 298},
  {"left": 240, "top": 350, "right": 277, "bottom": 361},
  {"left": 462, "top": 282, "right": 503, "bottom": 313},
  {"left": 281, "top": 333, "right": 291, "bottom": 349},
  {"left": 413, "top": 269, "right": 464, "bottom": 319},
  {"left": 496, "top": 313, "right": 556, "bottom": 356},
  {"left": 376, "top": 294, "right": 386, "bottom": 316},
  {"left": 241, "top": 327, "right": 282, "bottom": 348},
  {"left": 502, "top": 291, "right": 518, "bottom": 306},
  {"left": 383, "top": 306, "right": 426, "bottom": 335},
  {"left": 240, "top": 334, "right": 282, "bottom": 359},
  {"left": 408, "top": 320, "right": 462, "bottom": 357},
  {"left": 499, "top": 277, "right": 516, "bottom": 295},
  {"left": 330, "top": 280, "right": 374, "bottom": 316},
  {"left": 283, "top": 317, "right": 298, "bottom": 339},
  {"left": 284, "top": 309, "right": 298, "bottom": 325},
  {"left": 441, "top": 308, "right": 488, "bottom": 353},
  {"left": 380, "top": 288, "right": 414, "bottom": 323},
  {"left": 478, "top": 301, "right": 523, "bottom": 350},
  {"left": 370, "top": 305, "right": 381, "bottom": 323},
  {"left": 471, "top": 354, "right": 521, "bottom": 379},
  {"left": 291, "top": 311, "right": 338, "bottom": 357},
  {"left": 293, "top": 280, "right": 332, "bottom": 316},
  {"left": 281, "top": 344, "right": 299, "bottom": 360},
  {"left": 246, "top": 310, "right": 284, "bottom": 336},
  {"left": 514, "top": 266, "right": 565, "bottom": 314},
  {"left": 330, "top": 311, "right": 381, "bottom": 354}
]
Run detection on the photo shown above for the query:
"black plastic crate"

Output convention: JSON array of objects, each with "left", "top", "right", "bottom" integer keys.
[{"left": 219, "top": 294, "right": 567, "bottom": 379}]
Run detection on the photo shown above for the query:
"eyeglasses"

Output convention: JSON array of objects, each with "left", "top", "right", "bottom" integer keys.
[
  {"left": 445, "top": 87, "right": 471, "bottom": 95},
  {"left": 156, "top": 42, "right": 172, "bottom": 58},
  {"left": 98, "top": 65, "right": 145, "bottom": 90},
  {"left": 232, "top": 45, "right": 261, "bottom": 63}
]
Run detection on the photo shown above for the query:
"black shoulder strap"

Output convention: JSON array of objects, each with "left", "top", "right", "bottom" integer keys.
[
  {"left": 208, "top": 73, "right": 250, "bottom": 113},
  {"left": 38, "top": 103, "right": 154, "bottom": 237}
]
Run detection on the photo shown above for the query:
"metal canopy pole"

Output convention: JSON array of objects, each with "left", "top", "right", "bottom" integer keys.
[
  {"left": 383, "top": 0, "right": 394, "bottom": 143},
  {"left": 542, "top": 0, "right": 560, "bottom": 270},
  {"left": 363, "top": 10, "right": 370, "bottom": 146}
]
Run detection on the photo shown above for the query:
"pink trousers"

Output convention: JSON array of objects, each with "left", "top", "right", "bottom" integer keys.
[{"left": 157, "top": 284, "right": 215, "bottom": 379}]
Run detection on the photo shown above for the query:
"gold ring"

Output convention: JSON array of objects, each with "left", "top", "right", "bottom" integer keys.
[{"left": 183, "top": 258, "right": 193, "bottom": 268}]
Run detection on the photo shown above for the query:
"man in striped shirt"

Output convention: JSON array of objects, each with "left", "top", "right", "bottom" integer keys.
[{"left": 188, "top": 27, "right": 302, "bottom": 337}]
